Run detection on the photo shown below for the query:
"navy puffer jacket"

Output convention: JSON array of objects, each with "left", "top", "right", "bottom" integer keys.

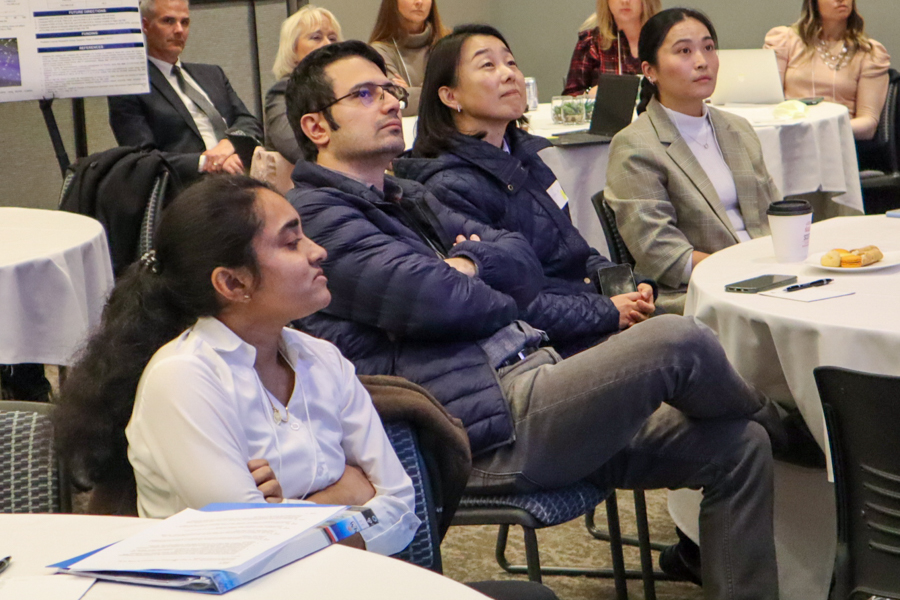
[
  {"left": 395, "top": 127, "right": 645, "bottom": 355},
  {"left": 288, "top": 161, "right": 544, "bottom": 455}
]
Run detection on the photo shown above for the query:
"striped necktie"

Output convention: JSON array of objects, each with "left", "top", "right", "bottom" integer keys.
[{"left": 172, "top": 64, "right": 228, "bottom": 141}]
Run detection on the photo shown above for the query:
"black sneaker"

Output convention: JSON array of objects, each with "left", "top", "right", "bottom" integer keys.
[
  {"left": 773, "top": 410, "right": 826, "bottom": 469},
  {"left": 658, "top": 529, "right": 702, "bottom": 586}
]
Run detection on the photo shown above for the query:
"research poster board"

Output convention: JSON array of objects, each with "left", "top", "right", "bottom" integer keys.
[{"left": 0, "top": 0, "right": 148, "bottom": 102}]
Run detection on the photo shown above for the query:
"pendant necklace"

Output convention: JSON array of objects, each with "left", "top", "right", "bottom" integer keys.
[
  {"left": 682, "top": 118, "right": 711, "bottom": 149},
  {"left": 266, "top": 354, "right": 302, "bottom": 431},
  {"left": 816, "top": 37, "right": 851, "bottom": 71},
  {"left": 268, "top": 394, "right": 300, "bottom": 430}
]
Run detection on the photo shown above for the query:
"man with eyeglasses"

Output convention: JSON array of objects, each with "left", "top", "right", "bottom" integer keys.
[{"left": 285, "top": 41, "right": 799, "bottom": 600}]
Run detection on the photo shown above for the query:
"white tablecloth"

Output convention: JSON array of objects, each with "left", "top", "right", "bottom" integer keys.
[
  {"left": 0, "top": 514, "right": 487, "bottom": 599},
  {"left": 0, "top": 208, "right": 114, "bottom": 365},
  {"left": 669, "top": 214, "right": 900, "bottom": 600},
  {"left": 717, "top": 102, "right": 863, "bottom": 212},
  {"left": 405, "top": 102, "right": 862, "bottom": 258}
]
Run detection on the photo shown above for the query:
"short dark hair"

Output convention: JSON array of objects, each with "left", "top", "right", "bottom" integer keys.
[
  {"left": 413, "top": 24, "right": 516, "bottom": 158},
  {"left": 285, "top": 40, "right": 388, "bottom": 162},
  {"left": 636, "top": 8, "right": 717, "bottom": 114}
]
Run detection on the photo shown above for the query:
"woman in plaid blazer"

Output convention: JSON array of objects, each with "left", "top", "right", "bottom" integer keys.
[
  {"left": 605, "top": 9, "right": 780, "bottom": 314},
  {"left": 562, "top": 0, "right": 661, "bottom": 96}
]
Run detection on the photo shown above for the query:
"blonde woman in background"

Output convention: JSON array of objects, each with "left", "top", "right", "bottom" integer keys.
[
  {"left": 764, "top": 0, "right": 889, "bottom": 140},
  {"left": 369, "top": 0, "right": 448, "bottom": 116},
  {"left": 562, "top": 0, "right": 660, "bottom": 96},
  {"left": 265, "top": 5, "right": 342, "bottom": 163}
]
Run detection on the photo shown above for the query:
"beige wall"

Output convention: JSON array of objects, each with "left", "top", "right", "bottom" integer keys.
[{"left": 1, "top": 0, "right": 896, "bottom": 209}]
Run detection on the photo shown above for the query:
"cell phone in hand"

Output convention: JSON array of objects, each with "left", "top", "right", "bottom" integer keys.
[{"left": 595, "top": 264, "right": 637, "bottom": 297}]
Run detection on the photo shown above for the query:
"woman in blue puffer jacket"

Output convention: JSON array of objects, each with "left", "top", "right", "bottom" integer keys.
[{"left": 394, "top": 24, "right": 656, "bottom": 357}]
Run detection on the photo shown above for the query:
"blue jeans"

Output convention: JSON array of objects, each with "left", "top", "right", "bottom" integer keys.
[{"left": 470, "top": 315, "right": 777, "bottom": 600}]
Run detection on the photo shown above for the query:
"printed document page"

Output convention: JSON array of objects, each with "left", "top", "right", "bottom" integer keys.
[
  {"left": 68, "top": 506, "right": 345, "bottom": 572},
  {"left": 0, "top": 0, "right": 148, "bottom": 102}
]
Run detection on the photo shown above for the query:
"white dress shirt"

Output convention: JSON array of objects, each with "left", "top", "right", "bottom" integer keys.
[
  {"left": 662, "top": 104, "right": 750, "bottom": 283},
  {"left": 148, "top": 55, "right": 220, "bottom": 151},
  {"left": 126, "top": 316, "right": 420, "bottom": 556}
]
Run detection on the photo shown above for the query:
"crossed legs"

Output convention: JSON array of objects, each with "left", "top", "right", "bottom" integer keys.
[{"left": 469, "top": 314, "right": 778, "bottom": 600}]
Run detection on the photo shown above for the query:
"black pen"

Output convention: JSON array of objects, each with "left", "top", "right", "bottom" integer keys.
[
  {"left": 784, "top": 278, "right": 833, "bottom": 292},
  {"left": 0, "top": 555, "right": 10, "bottom": 575}
]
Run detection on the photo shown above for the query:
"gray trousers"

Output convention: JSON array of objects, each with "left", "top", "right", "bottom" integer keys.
[{"left": 470, "top": 314, "right": 777, "bottom": 600}]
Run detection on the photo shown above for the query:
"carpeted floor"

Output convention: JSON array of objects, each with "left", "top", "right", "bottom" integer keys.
[{"left": 439, "top": 489, "right": 705, "bottom": 600}]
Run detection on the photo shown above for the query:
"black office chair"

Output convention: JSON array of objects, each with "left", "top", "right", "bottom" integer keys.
[
  {"left": 857, "top": 68, "right": 900, "bottom": 214},
  {"left": 58, "top": 146, "right": 180, "bottom": 276},
  {"left": 384, "top": 420, "right": 444, "bottom": 572},
  {"left": 382, "top": 420, "right": 561, "bottom": 600},
  {"left": 367, "top": 374, "right": 561, "bottom": 600},
  {"left": 453, "top": 483, "right": 629, "bottom": 591},
  {"left": 0, "top": 400, "right": 71, "bottom": 513},
  {"left": 814, "top": 366, "right": 900, "bottom": 600},
  {"left": 591, "top": 191, "right": 635, "bottom": 266}
]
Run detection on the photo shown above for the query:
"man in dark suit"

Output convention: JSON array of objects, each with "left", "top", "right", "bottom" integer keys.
[{"left": 108, "top": 0, "right": 263, "bottom": 182}]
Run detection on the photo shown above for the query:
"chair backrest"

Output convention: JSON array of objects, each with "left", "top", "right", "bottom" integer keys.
[
  {"left": 58, "top": 146, "right": 180, "bottom": 276},
  {"left": 138, "top": 170, "right": 171, "bottom": 258},
  {"left": 590, "top": 191, "right": 635, "bottom": 266},
  {"left": 250, "top": 147, "right": 295, "bottom": 196},
  {"left": 814, "top": 366, "right": 900, "bottom": 600},
  {"left": 0, "top": 401, "right": 70, "bottom": 513},
  {"left": 857, "top": 68, "right": 900, "bottom": 176},
  {"left": 383, "top": 420, "right": 443, "bottom": 573}
]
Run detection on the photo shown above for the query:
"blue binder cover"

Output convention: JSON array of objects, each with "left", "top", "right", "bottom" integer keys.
[{"left": 50, "top": 504, "right": 373, "bottom": 594}]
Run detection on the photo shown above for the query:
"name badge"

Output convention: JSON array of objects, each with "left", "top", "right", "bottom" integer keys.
[{"left": 546, "top": 180, "right": 568, "bottom": 210}]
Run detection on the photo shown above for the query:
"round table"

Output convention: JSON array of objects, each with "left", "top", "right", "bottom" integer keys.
[
  {"left": 403, "top": 102, "right": 863, "bottom": 259},
  {"left": 0, "top": 208, "right": 114, "bottom": 365},
  {"left": 0, "top": 514, "right": 488, "bottom": 599},
  {"left": 717, "top": 102, "right": 863, "bottom": 214},
  {"left": 669, "top": 214, "right": 900, "bottom": 600}
]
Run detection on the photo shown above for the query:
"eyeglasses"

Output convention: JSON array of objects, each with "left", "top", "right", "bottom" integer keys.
[{"left": 316, "top": 83, "right": 409, "bottom": 112}]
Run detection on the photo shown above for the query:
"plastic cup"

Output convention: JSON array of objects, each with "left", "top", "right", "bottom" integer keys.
[
  {"left": 766, "top": 200, "right": 813, "bottom": 262},
  {"left": 551, "top": 96, "right": 585, "bottom": 124}
]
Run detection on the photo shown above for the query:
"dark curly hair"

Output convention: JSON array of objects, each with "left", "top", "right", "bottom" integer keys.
[{"left": 54, "top": 175, "right": 267, "bottom": 490}]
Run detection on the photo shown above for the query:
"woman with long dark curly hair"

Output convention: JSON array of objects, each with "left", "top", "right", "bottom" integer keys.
[
  {"left": 55, "top": 175, "right": 418, "bottom": 555},
  {"left": 368, "top": 0, "right": 448, "bottom": 116},
  {"left": 764, "top": 0, "right": 890, "bottom": 140}
]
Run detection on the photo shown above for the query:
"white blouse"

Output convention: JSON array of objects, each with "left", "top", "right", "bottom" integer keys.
[
  {"left": 126, "top": 316, "right": 420, "bottom": 556},
  {"left": 662, "top": 104, "right": 751, "bottom": 282}
]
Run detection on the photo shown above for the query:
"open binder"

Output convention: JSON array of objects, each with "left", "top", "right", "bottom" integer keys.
[{"left": 51, "top": 503, "right": 377, "bottom": 594}]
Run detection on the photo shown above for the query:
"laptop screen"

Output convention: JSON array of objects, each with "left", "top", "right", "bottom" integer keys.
[{"left": 590, "top": 74, "right": 641, "bottom": 137}]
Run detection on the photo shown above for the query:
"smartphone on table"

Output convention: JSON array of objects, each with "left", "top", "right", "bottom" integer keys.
[{"left": 724, "top": 274, "right": 798, "bottom": 294}]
